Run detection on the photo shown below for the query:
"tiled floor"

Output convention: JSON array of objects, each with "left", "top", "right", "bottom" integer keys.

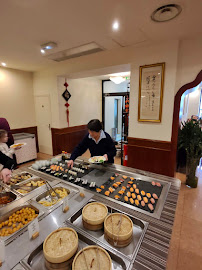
[
  {"left": 166, "top": 172, "right": 202, "bottom": 270},
  {"left": 19, "top": 153, "right": 202, "bottom": 269}
]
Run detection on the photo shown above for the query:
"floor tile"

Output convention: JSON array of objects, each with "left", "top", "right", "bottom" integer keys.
[{"left": 177, "top": 249, "right": 202, "bottom": 270}]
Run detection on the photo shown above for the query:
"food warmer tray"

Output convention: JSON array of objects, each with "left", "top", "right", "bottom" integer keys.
[
  {"left": 80, "top": 167, "right": 170, "bottom": 219},
  {"left": 31, "top": 182, "right": 80, "bottom": 211},
  {"left": 21, "top": 227, "right": 130, "bottom": 270},
  {"left": 4, "top": 171, "right": 36, "bottom": 187},
  {"left": 0, "top": 191, "right": 19, "bottom": 208},
  {"left": 67, "top": 199, "right": 148, "bottom": 261},
  {"left": 11, "top": 177, "right": 58, "bottom": 197},
  {"left": 0, "top": 203, "right": 44, "bottom": 245}
]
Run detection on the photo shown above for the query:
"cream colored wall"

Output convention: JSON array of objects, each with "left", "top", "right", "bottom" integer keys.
[
  {"left": 129, "top": 41, "right": 179, "bottom": 141},
  {"left": 57, "top": 77, "right": 102, "bottom": 128},
  {"left": 175, "top": 38, "right": 202, "bottom": 94},
  {"left": 33, "top": 38, "right": 202, "bottom": 148},
  {"left": 0, "top": 67, "right": 35, "bottom": 129}
]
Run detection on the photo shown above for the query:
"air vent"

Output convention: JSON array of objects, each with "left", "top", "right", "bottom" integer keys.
[
  {"left": 151, "top": 4, "right": 182, "bottom": 22},
  {"left": 47, "top": 42, "right": 104, "bottom": 62}
]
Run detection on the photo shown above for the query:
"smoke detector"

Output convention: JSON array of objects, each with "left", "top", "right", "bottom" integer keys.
[{"left": 151, "top": 4, "right": 182, "bottom": 22}]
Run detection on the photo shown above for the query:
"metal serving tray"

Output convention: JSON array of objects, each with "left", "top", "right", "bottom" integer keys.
[
  {"left": 0, "top": 191, "right": 18, "bottom": 208},
  {"left": 33, "top": 182, "right": 79, "bottom": 210},
  {"left": 0, "top": 203, "right": 44, "bottom": 245},
  {"left": 12, "top": 177, "right": 52, "bottom": 197},
  {"left": 21, "top": 228, "right": 130, "bottom": 270},
  {"left": 6, "top": 171, "right": 35, "bottom": 186},
  {"left": 68, "top": 199, "right": 148, "bottom": 261}
]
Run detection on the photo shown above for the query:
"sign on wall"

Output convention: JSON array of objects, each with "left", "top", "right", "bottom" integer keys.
[{"left": 138, "top": 62, "right": 165, "bottom": 122}]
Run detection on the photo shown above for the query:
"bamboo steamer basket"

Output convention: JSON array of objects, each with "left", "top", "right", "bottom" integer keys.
[
  {"left": 43, "top": 227, "right": 78, "bottom": 265},
  {"left": 72, "top": 245, "right": 112, "bottom": 270},
  {"left": 104, "top": 213, "right": 133, "bottom": 247},
  {"left": 82, "top": 202, "right": 108, "bottom": 231}
]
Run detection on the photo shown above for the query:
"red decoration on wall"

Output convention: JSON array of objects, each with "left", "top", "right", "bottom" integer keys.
[
  {"left": 62, "top": 79, "right": 71, "bottom": 127},
  {"left": 65, "top": 103, "right": 70, "bottom": 127}
]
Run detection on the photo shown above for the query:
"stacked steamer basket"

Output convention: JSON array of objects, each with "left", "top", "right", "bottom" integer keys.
[
  {"left": 72, "top": 246, "right": 112, "bottom": 270},
  {"left": 82, "top": 202, "right": 108, "bottom": 231},
  {"left": 104, "top": 213, "right": 133, "bottom": 247},
  {"left": 43, "top": 228, "right": 78, "bottom": 270}
]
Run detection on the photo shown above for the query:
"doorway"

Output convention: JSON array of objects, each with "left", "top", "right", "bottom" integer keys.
[
  {"left": 35, "top": 95, "right": 52, "bottom": 155},
  {"left": 102, "top": 79, "right": 130, "bottom": 164}
]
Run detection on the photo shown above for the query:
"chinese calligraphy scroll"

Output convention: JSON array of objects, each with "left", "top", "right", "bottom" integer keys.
[{"left": 138, "top": 63, "right": 165, "bottom": 122}]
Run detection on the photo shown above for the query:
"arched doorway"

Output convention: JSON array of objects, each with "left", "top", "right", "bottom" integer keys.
[{"left": 170, "top": 70, "right": 202, "bottom": 175}]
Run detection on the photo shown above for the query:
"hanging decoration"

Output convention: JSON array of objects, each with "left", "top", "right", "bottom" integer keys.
[{"left": 62, "top": 80, "right": 71, "bottom": 126}]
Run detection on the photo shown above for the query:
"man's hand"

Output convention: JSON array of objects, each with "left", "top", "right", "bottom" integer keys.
[
  {"left": 0, "top": 168, "right": 12, "bottom": 183},
  {"left": 103, "top": 154, "right": 108, "bottom": 161},
  {"left": 67, "top": 160, "right": 74, "bottom": 169}
]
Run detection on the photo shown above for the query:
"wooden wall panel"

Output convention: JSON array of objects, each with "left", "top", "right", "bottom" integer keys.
[
  {"left": 11, "top": 126, "right": 39, "bottom": 152},
  {"left": 127, "top": 137, "right": 173, "bottom": 177},
  {"left": 51, "top": 125, "right": 88, "bottom": 156}
]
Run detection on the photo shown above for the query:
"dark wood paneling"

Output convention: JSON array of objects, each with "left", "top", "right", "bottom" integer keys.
[
  {"left": 51, "top": 125, "right": 88, "bottom": 156},
  {"left": 11, "top": 126, "right": 39, "bottom": 152},
  {"left": 128, "top": 137, "right": 173, "bottom": 177}
]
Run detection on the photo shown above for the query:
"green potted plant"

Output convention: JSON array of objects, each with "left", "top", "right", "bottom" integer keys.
[{"left": 178, "top": 118, "right": 202, "bottom": 188}]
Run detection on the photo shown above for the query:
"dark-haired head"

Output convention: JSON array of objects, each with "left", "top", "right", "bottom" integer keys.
[{"left": 87, "top": 119, "right": 102, "bottom": 132}]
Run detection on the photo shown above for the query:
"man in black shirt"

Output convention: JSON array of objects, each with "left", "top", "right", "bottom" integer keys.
[
  {"left": 0, "top": 151, "right": 14, "bottom": 183},
  {"left": 68, "top": 119, "right": 116, "bottom": 168}
]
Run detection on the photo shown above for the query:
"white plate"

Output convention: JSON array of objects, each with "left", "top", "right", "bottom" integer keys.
[
  {"left": 10, "top": 142, "right": 27, "bottom": 149},
  {"left": 88, "top": 156, "right": 106, "bottom": 164}
]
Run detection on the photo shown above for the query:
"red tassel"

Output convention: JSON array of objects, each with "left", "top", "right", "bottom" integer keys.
[{"left": 65, "top": 103, "right": 70, "bottom": 126}]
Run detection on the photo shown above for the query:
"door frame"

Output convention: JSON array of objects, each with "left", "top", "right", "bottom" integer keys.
[{"left": 170, "top": 70, "right": 202, "bottom": 174}]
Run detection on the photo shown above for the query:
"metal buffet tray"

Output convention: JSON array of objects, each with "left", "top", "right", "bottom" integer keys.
[
  {"left": 68, "top": 199, "right": 148, "bottom": 261},
  {"left": 7, "top": 171, "right": 35, "bottom": 186},
  {"left": 0, "top": 191, "right": 19, "bottom": 208},
  {"left": 33, "top": 182, "right": 79, "bottom": 210},
  {"left": 12, "top": 177, "right": 53, "bottom": 197},
  {"left": 0, "top": 203, "right": 44, "bottom": 245},
  {"left": 21, "top": 228, "right": 130, "bottom": 270}
]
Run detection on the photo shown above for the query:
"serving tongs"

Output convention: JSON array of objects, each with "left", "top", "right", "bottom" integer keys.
[{"left": 44, "top": 180, "right": 60, "bottom": 202}]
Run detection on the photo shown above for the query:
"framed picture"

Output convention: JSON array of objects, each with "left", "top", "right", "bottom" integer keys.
[{"left": 138, "top": 62, "right": 165, "bottom": 122}]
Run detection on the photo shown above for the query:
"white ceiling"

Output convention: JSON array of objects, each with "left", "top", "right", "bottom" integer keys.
[{"left": 0, "top": 0, "right": 202, "bottom": 71}]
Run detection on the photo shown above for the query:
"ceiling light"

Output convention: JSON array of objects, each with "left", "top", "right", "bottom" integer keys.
[
  {"left": 40, "top": 42, "right": 57, "bottom": 54},
  {"left": 110, "top": 76, "right": 126, "bottom": 84},
  {"left": 1, "top": 62, "right": 6, "bottom": 67},
  {"left": 112, "top": 21, "right": 119, "bottom": 30},
  {"left": 151, "top": 4, "right": 182, "bottom": 22}
]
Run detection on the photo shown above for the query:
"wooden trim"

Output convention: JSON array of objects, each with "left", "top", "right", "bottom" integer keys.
[
  {"left": 51, "top": 125, "right": 88, "bottom": 156},
  {"left": 128, "top": 137, "right": 172, "bottom": 176},
  {"left": 128, "top": 137, "right": 171, "bottom": 151},
  {"left": 11, "top": 126, "right": 39, "bottom": 152},
  {"left": 170, "top": 70, "right": 202, "bottom": 174}
]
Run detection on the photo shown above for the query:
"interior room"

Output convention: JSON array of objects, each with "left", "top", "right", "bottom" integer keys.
[{"left": 0, "top": 1, "right": 202, "bottom": 270}]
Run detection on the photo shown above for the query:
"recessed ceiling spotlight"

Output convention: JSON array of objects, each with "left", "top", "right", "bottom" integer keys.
[
  {"left": 40, "top": 42, "right": 57, "bottom": 54},
  {"left": 112, "top": 21, "right": 119, "bottom": 31},
  {"left": 151, "top": 4, "right": 182, "bottom": 22},
  {"left": 1, "top": 62, "right": 6, "bottom": 67}
]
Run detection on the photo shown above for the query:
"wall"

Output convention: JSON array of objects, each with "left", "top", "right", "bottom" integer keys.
[
  {"left": 57, "top": 77, "right": 102, "bottom": 128},
  {"left": 175, "top": 38, "right": 202, "bottom": 95},
  {"left": 0, "top": 67, "right": 36, "bottom": 129}
]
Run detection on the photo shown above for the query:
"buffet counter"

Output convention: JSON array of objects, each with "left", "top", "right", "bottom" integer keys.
[{"left": 0, "top": 156, "right": 181, "bottom": 270}]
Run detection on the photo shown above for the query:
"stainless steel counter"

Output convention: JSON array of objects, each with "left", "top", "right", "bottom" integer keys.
[{"left": 0, "top": 157, "right": 181, "bottom": 270}]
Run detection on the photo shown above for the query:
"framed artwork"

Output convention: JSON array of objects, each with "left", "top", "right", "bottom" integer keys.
[{"left": 138, "top": 62, "right": 165, "bottom": 122}]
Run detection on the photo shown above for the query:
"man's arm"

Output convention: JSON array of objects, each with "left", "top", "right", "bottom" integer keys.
[{"left": 70, "top": 135, "right": 89, "bottom": 161}]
